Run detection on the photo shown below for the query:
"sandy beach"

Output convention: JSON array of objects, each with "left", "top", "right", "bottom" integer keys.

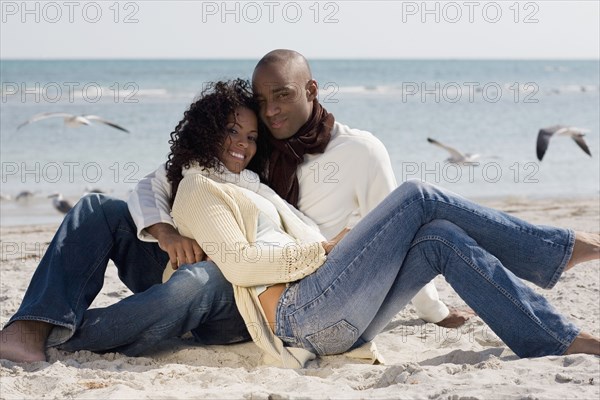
[{"left": 1, "top": 197, "right": 599, "bottom": 400}]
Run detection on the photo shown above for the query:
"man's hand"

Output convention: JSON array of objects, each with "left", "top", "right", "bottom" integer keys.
[
  {"left": 435, "top": 307, "right": 476, "bottom": 329},
  {"left": 146, "top": 223, "right": 205, "bottom": 269}
]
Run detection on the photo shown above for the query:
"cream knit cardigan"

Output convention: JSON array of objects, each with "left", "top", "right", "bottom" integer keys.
[{"left": 170, "top": 165, "right": 327, "bottom": 368}]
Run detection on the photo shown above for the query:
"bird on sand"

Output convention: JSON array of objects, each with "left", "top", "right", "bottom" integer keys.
[
  {"left": 48, "top": 193, "right": 73, "bottom": 214},
  {"left": 17, "top": 112, "right": 129, "bottom": 133},
  {"left": 536, "top": 125, "right": 592, "bottom": 161},
  {"left": 427, "top": 137, "right": 481, "bottom": 164}
]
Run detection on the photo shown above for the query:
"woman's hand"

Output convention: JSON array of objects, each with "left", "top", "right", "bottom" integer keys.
[
  {"left": 147, "top": 223, "right": 205, "bottom": 269},
  {"left": 321, "top": 227, "right": 351, "bottom": 255}
]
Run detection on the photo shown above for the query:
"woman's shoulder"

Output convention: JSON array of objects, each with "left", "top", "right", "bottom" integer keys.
[
  {"left": 180, "top": 172, "right": 246, "bottom": 201},
  {"left": 177, "top": 173, "right": 225, "bottom": 200}
]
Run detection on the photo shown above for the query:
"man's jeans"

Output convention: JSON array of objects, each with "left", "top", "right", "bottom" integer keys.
[
  {"left": 7, "top": 194, "right": 250, "bottom": 356},
  {"left": 275, "top": 180, "right": 579, "bottom": 358}
]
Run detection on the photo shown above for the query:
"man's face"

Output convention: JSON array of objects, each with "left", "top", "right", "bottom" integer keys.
[{"left": 252, "top": 63, "right": 316, "bottom": 140}]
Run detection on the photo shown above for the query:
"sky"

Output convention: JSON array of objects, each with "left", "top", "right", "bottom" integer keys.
[{"left": 0, "top": 0, "right": 599, "bottom": 59}]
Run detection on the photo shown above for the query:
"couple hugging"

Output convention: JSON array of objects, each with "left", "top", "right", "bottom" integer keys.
[{"left": 2, "top": 50, "right": 599, "bottom": 367}]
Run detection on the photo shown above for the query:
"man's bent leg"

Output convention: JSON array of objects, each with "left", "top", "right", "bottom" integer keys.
[
  {"left": 57, "top": 261, "right": 249, "bottom": 356},
  {"left": 2, "top": 194, "right": 167, "bottom": 359}
]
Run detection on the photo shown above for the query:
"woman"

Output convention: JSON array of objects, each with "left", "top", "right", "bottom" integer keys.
[
  {"left": 167, "top": 86, "right": 600, "bottom": 369},
  {"left": 165, "top": 79, "right": 270, "bottom": 197}
]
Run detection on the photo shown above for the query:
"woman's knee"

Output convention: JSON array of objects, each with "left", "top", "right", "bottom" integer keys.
[
  {"left": 394, "top": 179, "right": 435, "bottom": 203},
  {"left": 413, "top": 220, "right": 470, "bottom": 246},
  {"left": 411, "top": 219, "right": 475, "bottom": 254},
  {"left": 400, "top": 178, "right": 442, "bottom": 196}
]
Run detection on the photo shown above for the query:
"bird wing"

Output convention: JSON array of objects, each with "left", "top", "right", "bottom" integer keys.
[
  {"left": 84, "top": 115, "right": 130, "bottom": 133},
  {"left": 572, "top": 135, "right": 592, "bottom": 157},
  {"left": 17, "top": 112, "right": 74, "bottom": 130},
  {"left": 427, "top": 138, "right": 465, "bottom": 161},
  {"left": 536, "top": 129, "right": 554, "bottom": 161},
  {"left": 555, "top": 126, "right": 590, "bottom": 136},
  {"left": 540, "top": 125, "right": 565, "bottom": 135}
]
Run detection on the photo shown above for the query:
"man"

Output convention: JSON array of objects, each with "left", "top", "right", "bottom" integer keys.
[{"left": 0, "top": 50, "right": 469, "bottom": 363}]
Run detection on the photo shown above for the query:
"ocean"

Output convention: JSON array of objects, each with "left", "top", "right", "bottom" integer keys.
[{"left": 1, "top": 59, "right": 599, "bottom": 226}]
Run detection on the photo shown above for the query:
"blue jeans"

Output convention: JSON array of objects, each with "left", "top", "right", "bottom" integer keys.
[
  {"left": 7, "top": 194, "right": 249, "bottom": 355},
  {"left": 275, "top": 180, "right": 578, "bottom": 358}
]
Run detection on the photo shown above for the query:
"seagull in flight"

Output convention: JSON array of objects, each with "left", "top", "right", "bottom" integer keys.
[
  {"left": 536, "top": 125, "right": 592, "bottom": 161},
  {"left": 17, "top": 112, "right": 129, "bottom": 133},
  {"left": 15, "top": 190, "right": 37, "bottom": 201},
  {"left": 427, "top": 137, "right": 481, "bottom": 164},
  {"left": 48, "top": 193, "right": 73, "bottom": 214}
]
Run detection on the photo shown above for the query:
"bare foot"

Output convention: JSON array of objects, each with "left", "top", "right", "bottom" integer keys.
[
  {"left": 435, "top": 307, "right": 476, "bottom": 329},
  {"left": 0, "top": 320, "right": 53, "bottom": 363},
  {"left": 566, "top": 232, "right": 600, "bottom": 270},
  {"left": 564, "top": 331, "right": 600, "bottom": 356}
]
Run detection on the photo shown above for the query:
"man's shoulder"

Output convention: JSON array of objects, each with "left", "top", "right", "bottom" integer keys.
[
  {"left": 333, "top": 121, "right": 376, "bottom": 139},
  {"left": 330, "top": 121, "right": 387, "bottom": 152}
]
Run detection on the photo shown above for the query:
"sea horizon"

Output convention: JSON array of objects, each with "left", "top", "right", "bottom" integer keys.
[{"left": 2, "top": 59, "right": 599, "bottom": 226}]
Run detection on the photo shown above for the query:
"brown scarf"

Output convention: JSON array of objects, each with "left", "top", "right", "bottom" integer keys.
[{"left": 268, "top": 99, "right": 335, "bottom": 207}]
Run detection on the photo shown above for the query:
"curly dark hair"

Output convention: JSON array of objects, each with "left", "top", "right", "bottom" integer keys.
[{"left": 165, "top": 79, "right": 270, "bottom": 204}]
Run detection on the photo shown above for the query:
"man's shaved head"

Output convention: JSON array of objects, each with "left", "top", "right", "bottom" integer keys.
[{"left": 254, "top": 49, "right": 313, "bottom": 82}]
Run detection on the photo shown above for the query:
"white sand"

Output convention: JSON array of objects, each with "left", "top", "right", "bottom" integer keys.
[{"left": 1, "top": 197, "right": 599, "bottom": 399}]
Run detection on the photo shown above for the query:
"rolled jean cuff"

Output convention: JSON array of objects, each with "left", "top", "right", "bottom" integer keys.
[
  {"left": 544, "top": 228, "right": 575, "bottom": 290},
  {"left": 5, "top": 315, "right": 75, "bottom": 348},
  {"left": 558, "top": 325, "right": 582, "bottom": 356}
]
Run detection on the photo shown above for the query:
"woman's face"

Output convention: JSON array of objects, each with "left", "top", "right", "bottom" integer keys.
[{"left": 219, "top": 106, "right": 258, "bottom": 174}]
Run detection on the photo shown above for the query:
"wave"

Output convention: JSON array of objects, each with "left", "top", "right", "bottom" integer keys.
[{"left": 328, "top": 83, "right": 599, "bottom": 96}]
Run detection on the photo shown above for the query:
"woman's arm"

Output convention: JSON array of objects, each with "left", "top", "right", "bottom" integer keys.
[{"left": 172, "top": 174, "right": 326, "bottom": 287}]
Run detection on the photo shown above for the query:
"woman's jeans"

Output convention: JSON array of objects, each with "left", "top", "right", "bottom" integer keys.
[
  {"left": 275, "top": 180, "right": 579, "bottom": 358},
  {"left": 6, "top": 194, "right": 250, "bottom": 356}
]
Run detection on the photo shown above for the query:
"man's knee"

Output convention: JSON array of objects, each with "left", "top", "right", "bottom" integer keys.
[
  {"left": 168, "top": 261, "right": 233, "bottom": 300},
  {"left": 96, "top": 195, "right": 130, "bottom": 220},
  {"left": 84, "top": 194, "right": 133, "bottom": 227},
  {"left": 74, "top": 193, "right": 125, "bottom": 215}
]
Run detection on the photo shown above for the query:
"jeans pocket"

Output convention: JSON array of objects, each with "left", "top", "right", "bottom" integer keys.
[{"left": 305, "top": 320, "right": 358, "bottom": 355}]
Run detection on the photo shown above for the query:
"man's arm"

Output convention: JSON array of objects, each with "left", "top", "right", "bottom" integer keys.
[
  {"left": 128, "top": 164, "right": 203, "bottom": 268},
  {"left": 127, "top": 163, "right": 174, "bottom": 241}
]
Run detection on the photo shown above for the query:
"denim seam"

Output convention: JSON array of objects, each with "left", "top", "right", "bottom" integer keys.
[
  {"left": 71, "top": 198, "right": 120, "bottom": 333},
  {"left": 545, "top": 228, "right": 576, "bottom": 289},
  {"left": 422, "top": 197, "right": 568, "bottom": 250},
  {"left": 72, "top": 239, "right": 113, "bottom": 332},
  {"left": 116, "top": 226, "right": 169, "bottom": 271},
  {"left": 422, "top": 196, "right": 572, "bottom": 289},
  {"left": 411, "top": 234, "right": 574, "bottom": 348}
]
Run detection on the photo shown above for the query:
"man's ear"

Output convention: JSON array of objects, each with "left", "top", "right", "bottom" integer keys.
[{"left": 306, "top": 80, "right": 318, "bottom": 101}]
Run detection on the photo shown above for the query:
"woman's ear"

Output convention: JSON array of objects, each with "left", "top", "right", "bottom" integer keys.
[{"left": 306, "top": 80, "right": 318, "bottom": 101}]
